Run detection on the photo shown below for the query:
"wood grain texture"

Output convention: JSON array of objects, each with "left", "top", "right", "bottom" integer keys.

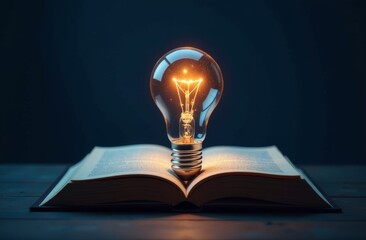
[{"left": 0, "top": 164, "right": 366, "bottom": 239}]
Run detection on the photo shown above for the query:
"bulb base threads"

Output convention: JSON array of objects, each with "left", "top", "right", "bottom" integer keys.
[{"left": 171, "top": 142, "right": 202, "bottom": 181}]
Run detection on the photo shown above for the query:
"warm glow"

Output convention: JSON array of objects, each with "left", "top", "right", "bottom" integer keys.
[
  {"left": 150, "top": 47, "right": 223, "bottom": 146},
  {"left": 172, "top": 78, "right": 202, "bottom": 113},
  {"left": 172, "top": 74, "right": 203, "bottom": 142}
]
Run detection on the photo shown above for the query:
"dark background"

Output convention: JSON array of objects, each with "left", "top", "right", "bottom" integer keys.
[{"left": 1, "top": 0, "right": 365, "bottom": 164}]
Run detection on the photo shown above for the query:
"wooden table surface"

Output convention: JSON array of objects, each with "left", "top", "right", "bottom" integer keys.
[{"left": 0, "top": 164, "right": 365, "bottom": 239}]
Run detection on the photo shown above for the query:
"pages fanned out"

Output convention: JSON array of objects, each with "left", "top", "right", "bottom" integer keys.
[
  {"left": 188, "top": 146, "right": 300, "bottom": 192},
  {"left": 72, "top": 145, "right": 186, "bottom": 194}
]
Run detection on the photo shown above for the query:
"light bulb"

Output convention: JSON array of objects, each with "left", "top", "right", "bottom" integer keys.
[{"left": 150, "top": 47, "right": 224, "bottom": 180}]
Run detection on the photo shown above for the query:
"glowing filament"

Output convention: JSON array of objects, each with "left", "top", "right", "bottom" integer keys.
[
  {"left": 173, "top": 78, "right": 202, "bottom": 114},
  {"left": 172, "top": 76, "right": 203, "bottom": 142}
]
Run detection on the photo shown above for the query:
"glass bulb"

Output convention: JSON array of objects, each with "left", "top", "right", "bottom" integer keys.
[{"left": 150, "top": 47, "right": 224, "bottom": 180}]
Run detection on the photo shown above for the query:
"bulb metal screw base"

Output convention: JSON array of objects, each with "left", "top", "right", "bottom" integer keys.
[{"left": 171, "top": 143, "right": 202, "bottom": 181}]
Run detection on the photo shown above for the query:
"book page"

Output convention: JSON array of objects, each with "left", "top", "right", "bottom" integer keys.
[
  {"left": 188, "top": 146, "right": 300, "bottom": 192},
  {"left": 71, "top": 144, "right": 186, "bottom": 193},
  {"left": 40, "top": 160, "right": 83, "bottom": 206},
  {"left": 295, "top": 167, "right": 332, "bottom": 206}
]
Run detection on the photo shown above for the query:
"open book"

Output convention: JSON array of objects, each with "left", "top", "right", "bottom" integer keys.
[{"left": 31, "top": 145, "right": 338, "bottom": 212}]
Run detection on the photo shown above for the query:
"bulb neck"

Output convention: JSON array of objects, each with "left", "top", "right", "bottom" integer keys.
[{"left": 171, "top": 142, "right": 202, "bottom": 181}]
